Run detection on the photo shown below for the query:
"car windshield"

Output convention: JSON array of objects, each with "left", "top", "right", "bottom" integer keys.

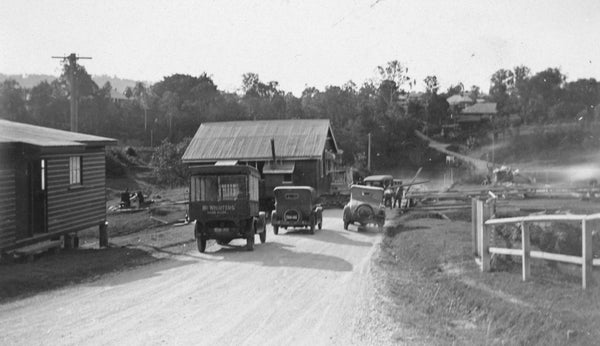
[
  {"left": 190, "top": 175, "right": 246, "bottom": 202},
  {"left": 275, "top": 189, "right": 312, "bottom": 202},
  {"left": 350, "top": 186, "right": 384, "bottom": 204}
]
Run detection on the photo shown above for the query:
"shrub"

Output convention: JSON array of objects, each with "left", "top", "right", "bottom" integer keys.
[
  {"left": 106, "top": 149, "right": 126, "bottom": 178},
  {"left": 125, "top": 146, "right": 137, "bottom": 157},
  {"left": 150, "top": 138, "right": 191, "bottom": 186}
]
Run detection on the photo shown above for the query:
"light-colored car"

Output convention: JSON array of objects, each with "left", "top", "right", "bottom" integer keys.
[{"left": 342, "top": 185, "right": 385, "bottom": 231}]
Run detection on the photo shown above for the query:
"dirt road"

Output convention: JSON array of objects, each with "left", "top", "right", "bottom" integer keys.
[{"left": 0, "top": 209, "right": 395, "bottom": 345}]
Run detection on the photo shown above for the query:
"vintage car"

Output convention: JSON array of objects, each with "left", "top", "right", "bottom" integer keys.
[
  {"left": 363, "top": 175, "right": 395, "bottom": 207},
  {"left": 271, "top": 186, "right": 323, "bottom": 235},
  {"left": 362, "top": 175, "right": 394, "bottom": 188},
  {"left": 188, "top": 165, "right": 266, "bottom": 252},
  {"left": 343, "top": 185, "right": 385, "bottom": 231}
]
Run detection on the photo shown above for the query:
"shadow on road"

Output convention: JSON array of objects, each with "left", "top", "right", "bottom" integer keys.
[
  {"left": 277, "top": 227, "right": 374, "bottom": 247},
  {"left": 209, "top": 241, "right": 353, "bottom": 272},
  {"left": 0, "top": 246, "right": 196, "bottom": 302}
]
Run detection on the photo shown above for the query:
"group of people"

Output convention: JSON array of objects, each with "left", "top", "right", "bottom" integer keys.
[{"left": 384, "top": 185, "right": 405, "bottom": 209}]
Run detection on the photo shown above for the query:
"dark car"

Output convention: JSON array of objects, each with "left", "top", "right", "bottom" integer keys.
[
  {"left": 188, "top": 165, "right": 266, "bottom": 252},
  {"left": 343, "top": 185, "right": 385, "bottom": 231},
  {"left": 271, "top": 186, "right": 323, "bottom": 235}
]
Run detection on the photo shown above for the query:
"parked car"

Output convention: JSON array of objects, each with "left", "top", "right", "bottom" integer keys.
[
  {"left": 363, "top": 175, "right": 395, "bottom": 207},
  {"left": 188, "top": 165, "right": 266, "bottom": 252},
  {"left": 362, "top": 175, "right": 394, "bottom": 188},
  {"left": 271, "top": 186, "right": 323, "bottom": 235},
  {"left": 343, "top": 185, "right": 385, "bottom": 231}
]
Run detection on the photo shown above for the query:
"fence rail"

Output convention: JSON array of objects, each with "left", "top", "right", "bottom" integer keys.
[{"left": 473, "top": 199, "right": 599, "bottom": 289}]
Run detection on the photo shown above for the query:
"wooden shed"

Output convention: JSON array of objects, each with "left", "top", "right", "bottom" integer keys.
[
  {"left": 0, "top": 120, "right": 117, "bottom": 253},
  {"left": 182, "top": 119, "right": 342, "bottom": 209}
]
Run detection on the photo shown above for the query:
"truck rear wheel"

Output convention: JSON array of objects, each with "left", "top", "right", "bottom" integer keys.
[
  {"left": 309, "top": 216, "right": 315, "bottom": 235},
  {"left": 197, "top": 235, "right": 207, "bottom": 253},
  {"left": 246, "top": 225, "right": 255, "bottom": 251},
  {"left": 273, "top": 225, "right": 279, "bottom": 235}
]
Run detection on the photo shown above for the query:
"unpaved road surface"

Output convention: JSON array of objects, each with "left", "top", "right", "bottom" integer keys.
[{"left": 0, "top": 209, "right": 396, "bottom": 345}]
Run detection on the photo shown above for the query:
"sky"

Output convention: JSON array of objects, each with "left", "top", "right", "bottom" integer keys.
[{"left": 2, "top": 0, "right": 600, "bottom": 96}]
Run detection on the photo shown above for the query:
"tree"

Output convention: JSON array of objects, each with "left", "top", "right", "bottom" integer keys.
[
  {"left": 424, "top": 75, "right": 439, "bottom": 95},
  {"left": 446, "top": 83, "right": 464, "bottom": 95},
  {"left": 27, "top": 80, "right": 54, "bottom": 124},
  {"left": 241, "top": 73, "right": 284, "bottom": 119},
  {"left": 158, "top": 90, "right": 181, "bottom": 141},
  {"left": 426, "top": 94, "right": 450, "bottom": 126},
  {"left": 150, "top": 138, "right": 191, "bottom": 186},
  {"left": 489, "top": 69, "right": 516, "bottom": 115},
  {"left": 469, "top": 85, "right": 481, "bottom": 99},
  {"left": 124, "top": 87, "right": 133, "bottom": 99},
  {"left": 376, "top": 60, "right": 411, "bottom": 115},
  {"left": 0, "top": 79, "right": 27, "bottom": 122},
  {"left": 525, "top": 68, "right": 566, "bottom": 122}
]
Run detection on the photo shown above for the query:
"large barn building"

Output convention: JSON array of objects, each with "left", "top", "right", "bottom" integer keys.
[
  {"left": 182, "top": 119, "right": 342, "bottom": 208},
  {"left": 0, "top": 120, "right": 117, "bottom": 253}
]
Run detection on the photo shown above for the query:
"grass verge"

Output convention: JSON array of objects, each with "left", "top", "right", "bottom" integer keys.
[{"left": 377, "top": 213, "right": 600, "bottom": 345}]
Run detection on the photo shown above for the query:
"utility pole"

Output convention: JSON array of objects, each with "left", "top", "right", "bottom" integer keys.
[
  {"left": 367, "top": 132, "right": 372, "bottom": 172},
  {"left": 52, "top": 53, "right": 92, "bottom": 132}
]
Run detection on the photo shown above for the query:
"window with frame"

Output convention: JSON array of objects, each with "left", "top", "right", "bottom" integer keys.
[
  {"left": 69, "top": 156, "right": 82, "bottom": 185},
  {"left": 190, "top": 175, "right": 246, "bottom": 202}
]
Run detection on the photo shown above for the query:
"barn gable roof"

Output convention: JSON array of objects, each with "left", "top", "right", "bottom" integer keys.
[
  {"left": 0, "top": 119, "right": 117, "bottom": 148},
  {"left": 182, "top": 119, "right": 338, "bottom": 163}
]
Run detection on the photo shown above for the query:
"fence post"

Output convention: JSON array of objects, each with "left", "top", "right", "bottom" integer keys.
[
  {"left": 472, "top": 198, "right": 478, "bottom": 257},
  {"left": 99, "top": 221, "right": 109, "bottom": 248},
  {"left": 582, "top": 218, "right": 593, "bottom": 289},
  {"left": 477, "top": 200, "right": 490, "bottom": 271},
  {"left": 521, "top": 222, "right": 530, "bottom": 282}
]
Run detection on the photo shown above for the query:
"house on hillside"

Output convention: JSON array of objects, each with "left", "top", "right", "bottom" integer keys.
[
  {"left": 110, "top": 89, "right": 129, "bottom": 104},
  {"left": 0, "top": 120, "right": 117, "bottom": 253},
  {"left": 456, "top": 102, "right": 497, "bottom": 129},
  {"left": 446, "top": 94, "right": 474, "bottom": 108},
  {"left": 182, "top": 119, "right": 342, "bottom": 209}
]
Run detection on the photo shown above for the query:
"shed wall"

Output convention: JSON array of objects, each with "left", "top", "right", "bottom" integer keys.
[
  {"left": 0, "top": 164, "right": 16, "bottom": 249},
  {"left": 45, "top": 148, "right": 106, "bottom": 234}
]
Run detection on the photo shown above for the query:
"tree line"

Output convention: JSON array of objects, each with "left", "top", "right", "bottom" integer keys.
[{"left": 1, "top": 61, "right": 599, "bottom": 170}]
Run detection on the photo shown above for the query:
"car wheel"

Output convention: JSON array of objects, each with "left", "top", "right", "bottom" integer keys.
[
  {"left": 259, "top": 228, "right": 266, "bottom": 244},
  {"left": 273, "top": 225, "right": 279, "bottom": 235},
  {"left": 318, "top": 221, "right": 322, "bottom": 230},
  {"left": 197, "top": 235, "right": 207, "bottom": 253},
  {"left": 343, "top": 220, "right": 349, "bottom": 230},
  {"left": 356, "top": 204, "right": 374, "bottom": 219},
  {"left": 309, "top": 216, "right": 315, "bottom": 235},
  {"left": 246, "top": 231, "right": 254, "bottom": 251}
]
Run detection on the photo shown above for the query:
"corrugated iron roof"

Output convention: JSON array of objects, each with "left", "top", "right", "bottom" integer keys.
[
  {"left": 446, "top": 94, "right": 474, "bottom": 105},
  {"left": 182, "top": 119, "right": 337, "bottom": 163},
  {"left": 0, "top": 119, "right": 117, "bottom": 147},
  {"left": 461, "top": 102, "right": 497, "bottom": 115}
]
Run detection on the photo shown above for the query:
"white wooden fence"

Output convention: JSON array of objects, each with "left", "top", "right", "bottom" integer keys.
[{"left": 472, "top": 198, "right": 600, "bottom": 289}]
